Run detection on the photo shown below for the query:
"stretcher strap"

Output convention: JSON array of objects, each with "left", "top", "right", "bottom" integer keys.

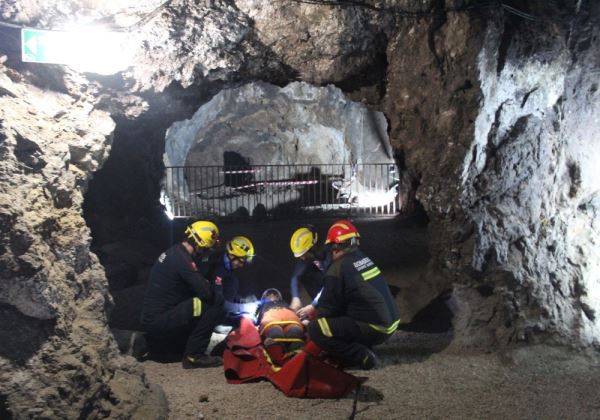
[
  {"left": 271, "top": 338, "right": 304, "bottom": 343},
  {"left": 261, "top": 347, "right": 282, "bottom": 372},
  {"left": 259, "top": 320, "right": 303, "bottom": 334}
]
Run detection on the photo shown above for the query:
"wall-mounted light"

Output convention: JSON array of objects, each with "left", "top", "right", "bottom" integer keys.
[{"left": 21, "top": 26, "right": 132, "bottom": 75}]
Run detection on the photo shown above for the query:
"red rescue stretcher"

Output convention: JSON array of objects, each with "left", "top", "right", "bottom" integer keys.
[{"left": 223, "top": 317, "right": 364, "bottom": 398}]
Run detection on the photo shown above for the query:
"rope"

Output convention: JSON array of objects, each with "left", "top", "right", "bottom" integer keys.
[
  {"left": 287, "top": 0, "right": 542, "bottom": 21},
  {"left": 501, "top": 3, "right": 538, "bottom": 21},
  {"left": 348, "top": 381, "right": 362, "bottom": 419}
]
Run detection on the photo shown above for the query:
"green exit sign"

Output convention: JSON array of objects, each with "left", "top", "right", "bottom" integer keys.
[
  {"left": 21, "top": 28, "right": 70, "bottom": 64},
  {"left": 20, "top": 27, "right": 130, "bottom": 74}
]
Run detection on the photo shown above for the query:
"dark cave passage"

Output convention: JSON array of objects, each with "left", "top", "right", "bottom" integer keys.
[
  {"left": 99, "top": 214, "right": 435, "bottom": 334},
  {"left": 80, "top": 80, "right": 441, "bottom": 337}
]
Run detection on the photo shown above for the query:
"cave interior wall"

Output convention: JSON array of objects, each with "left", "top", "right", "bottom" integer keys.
[{"left": 0, "top": 0, "right": 599, "bottom": 417}]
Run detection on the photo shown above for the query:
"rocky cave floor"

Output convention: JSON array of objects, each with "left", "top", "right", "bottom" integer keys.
[
  {"left": 143, "top": 333, "right": 600, "bottom": 420},
  {"left": 104, "top": 217, "right": 600, "bottom": 419}
]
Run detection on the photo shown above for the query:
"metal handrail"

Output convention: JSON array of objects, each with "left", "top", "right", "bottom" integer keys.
[{"left": 161, "top": 163, "right": 401, "bottom": 220}]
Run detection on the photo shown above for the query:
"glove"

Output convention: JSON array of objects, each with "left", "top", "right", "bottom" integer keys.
[
  {"left": 239, "top": 294, "right": 257, "bottom": 304},
  {"left": 238, "top": 300, "right": 259, "bottom": 315}
]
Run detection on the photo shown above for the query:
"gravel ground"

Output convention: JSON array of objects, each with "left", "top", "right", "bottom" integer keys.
[
  {"left": 143, "top": 333, "right": 600, "bottom": 420},
  {"left": 138, "top": 217, "right": 600, "bottom": 419}
]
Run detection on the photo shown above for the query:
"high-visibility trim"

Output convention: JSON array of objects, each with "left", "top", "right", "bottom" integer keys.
[
  {"left": 317, "top": 318, "right": 333, "bottom": 337},
  {"left": 361, "top": 267, "right": 381, "bottom": 281},
  {"left": 335, "top": 232, "right": 358, "bottom": 243},
  {"left": 271, "top": 338, "right": 305, "bottom": 343},
  {"left": 192, "top": 297, "right": 202, "bottom": 317},
  {"left": 261, "top": 320, "right": 303, "bottom": 329},
  {"left": 369, "top": 319, "right": 400, "bottom": 335}
]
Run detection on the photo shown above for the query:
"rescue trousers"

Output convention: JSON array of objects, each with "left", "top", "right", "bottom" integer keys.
[
  {"left": 141, "top": 297, "right": 223, "bottom": 357},
  {"left": 307, "top": 316, "right": 390, "bottom": 366}
]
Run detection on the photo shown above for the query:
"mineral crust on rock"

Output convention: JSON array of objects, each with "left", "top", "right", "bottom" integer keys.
[{"left": 0, "top": 63, "right": 166, "bottom": 418}]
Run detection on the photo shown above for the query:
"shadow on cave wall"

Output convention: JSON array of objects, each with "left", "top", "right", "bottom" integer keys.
[
  {"left": 0, "top": 393, "right": 9, "bottom": 420},
  {"left": 375, "top": 290, "right": 455, "bottom": 366},
  {"left": 83, "top": 81, "right": 224, "bottom": 251},
  {"left": 0, "top": 303, "right": 56, "bottom": 365}
]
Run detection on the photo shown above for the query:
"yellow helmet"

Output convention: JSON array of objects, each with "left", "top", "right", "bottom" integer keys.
[
  {"left": 185, "top": 221, "right": 219, "bottom": 248},
  {"left": 227, "top": 236, "right": 255, "bottom": 263},
  {"left": 290, "top": 226, "right": 318, "bottom": 258}
]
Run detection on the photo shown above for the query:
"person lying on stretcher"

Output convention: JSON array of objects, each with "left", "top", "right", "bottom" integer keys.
[{"left": 255, "top": 288, "right": 305, "bottom": 354}]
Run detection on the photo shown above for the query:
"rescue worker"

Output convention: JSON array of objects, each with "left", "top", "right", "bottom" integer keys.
[
  {"left": 288, "top": 225, "right": 331, "bottom": 311},
  {"left": 205, "top": 236, "right": 257, "bottom": 322},
  {"left": 140, "top": 220, "right": 224, "bottom": 369},
  {"left": 301, "top": 219, "right": 400, "bottom": 370}
]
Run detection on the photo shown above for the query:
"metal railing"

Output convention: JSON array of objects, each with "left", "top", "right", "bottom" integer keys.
[{"left": 161, "top": 163, "right": 401, "bottom": 219}]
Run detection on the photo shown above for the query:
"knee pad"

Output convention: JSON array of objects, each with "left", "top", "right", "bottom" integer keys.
[
  {"left": 284, "top": 324, "right": 305, "bottom": 339},
  {"left": 264, "top": 325, "right": 285, "bottom": 339}
]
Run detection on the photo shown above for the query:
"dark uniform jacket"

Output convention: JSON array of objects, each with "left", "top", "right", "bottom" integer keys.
[
  {"left": 141, "top": 244, "right": 220, "bottom": 323},
  {"left": 289, "top": 246, "right": 332, "bottom": 300},
  {"left": 316, "top": 248, "right": 399, "bottom": 329},
  {"left": 204, "top": 250, "right": 241, "bottom": 304},
  {"left": 289, "top": 260, "right": 325, "bottom": 300},
  {"left": 203, "top": 250, "right": 258, "bottom": 319}
]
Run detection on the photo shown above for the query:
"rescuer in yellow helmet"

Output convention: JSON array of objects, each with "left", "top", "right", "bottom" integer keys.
[
  {"left": 288, "top": 225, "right": 331, "bottom": 311},
  {"left": 203, "top": 235, "right": 259, "bottom": 325},
  {"left": 140, "top": 220, "right": 224, "bottom": 369},
  {"left": 226, "top": 236, "right": 255, "bottom": 268}
]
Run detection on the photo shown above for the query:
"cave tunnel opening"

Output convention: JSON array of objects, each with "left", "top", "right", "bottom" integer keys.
[{"left": 82, "top": 80, "right": 453, "bottom": 352}]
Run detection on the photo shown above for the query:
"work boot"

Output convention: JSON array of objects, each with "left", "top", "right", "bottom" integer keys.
[
  {"left": 358, "top": 349, "right": 380, "bottom": 370},
  {"left": 182, "top": 354, "right": 223, "bottom": 369}
]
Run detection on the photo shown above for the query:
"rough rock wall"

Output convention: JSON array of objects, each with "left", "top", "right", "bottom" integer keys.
[
  {"left": 0, "top": 66, "right": 166, "bottom": 417},
  {"left": 460, "top": 8, "right": 600, "bottom": 348},
  {"left": 234, "top": 0, "right": 390, "bottom": 92},
  {"left": 165, "top": 81, "right": 392, "bottom": 168},
  {"left": 1, "top": 0, "right": 390, "bottom": 96},
  {"left": 385, "top": 2, "right": 600, "bottom": 349},
  {"left": 384, "top": 4, "right": 486, "bottom": 340},
  {"left": 129, "top": 0, "right": 390, "bottom": 94}
]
